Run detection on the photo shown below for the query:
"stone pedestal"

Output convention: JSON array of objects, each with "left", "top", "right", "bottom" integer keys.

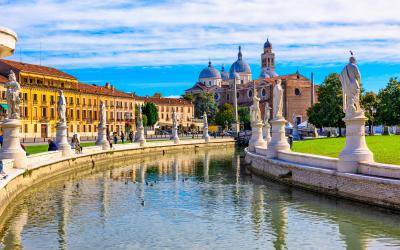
[
  {"left": 262, "top": 123, "right": 271, "bottom": 143},
  {"left": 138, "top": 126, "right": 146, "bottom": 146},
  {"left": 0, "top": 119, "right": 27, "bottom": 169},
  {"left": 248, "top": 121, "right": 267, "bottom": 152},
  {"left": 171, "top": 127, "right": 180, "bottom": 144},
  {"left": 338, "top": 116, "right": 373, "bottom": 173},
  {"left": 56, "top": 122, "right": 72, "bottom": 157},
  {"left": 96, "top": 125, "right": 110, "bottom": 150},
  {"left": 266, "top": 118, "right": 290, "bottom": 158},
  {"left": 203, "top": 127, "right": 210, "bottom": 143}
]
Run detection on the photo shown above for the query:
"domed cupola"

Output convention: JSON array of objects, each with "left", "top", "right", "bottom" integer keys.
[
  {"left": 220, "top": 65, "right": 229, "bottom": 80},
  {"left": 264, "top": 38, "right": 272, "bottom": 50},
  {"left": 259, "top": 67, "right": 279, "bottom": 79},
  {"left": 199, "top": 60, "right": 221, "bottom": 80},
  {"left": 229, "top": 69, "right": 240, "bottom": 80},
  {"left": 229, "top": 46, "right": 251, "bottom": 75}
]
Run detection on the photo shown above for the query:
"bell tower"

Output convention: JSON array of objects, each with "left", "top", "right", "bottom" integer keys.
[{"left": 261, "top": 38, "right": 275, "bottom": 71}]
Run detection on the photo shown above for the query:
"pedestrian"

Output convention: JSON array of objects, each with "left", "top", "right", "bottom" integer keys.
[
  {"left": 0, "top": 160, "right": 7, "bottom": 179},
  {"left": 121, "top": 131, "right": 125, "bottom": 143},
  {"left": 113, "top": 132, "right": 118, "bottom": 145},
  {"left": 0, "top": 133, "right": 3, "bottom": 148},
  {"left": 129, "top": 131, "right": 133, "bottom": 143},
  {"left": 48, "top": 139, "right": 58, "bottom": 151}
]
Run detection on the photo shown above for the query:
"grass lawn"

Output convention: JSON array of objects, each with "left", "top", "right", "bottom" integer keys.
[
  {"left": 292, "top": 135, "right": 400, "bottom": 165},
  {"left": 25, "top": 142, "right": 95, "bottom": 155}
]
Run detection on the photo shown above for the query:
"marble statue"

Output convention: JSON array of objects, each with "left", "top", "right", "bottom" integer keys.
[
  {"left": 250, "top": 86, "right": 261, "bottom": 123},
  {"left": 5, "top": 70, "right": 21, "bottom": 119},
  {"left": 339, "top": 51, "right": 363, "bottom": 118},
  {"left": 264, "top": 102, "right": 271, "bottom": 124},
  {"left": 203, "top": 112, "right": 208, "bottom": 128},
  {"left": 137, "top": 105, "right": 143, "bottom": 127},
  {"left": 99, "top": 100, "right": 106, "bottom": 126},
  {"left": 273, "top": 79, "right": 283, "bottom": 119},
  {"left": 57, "top": 90, "right": 67, "bottom": 124},
  {"left": 172, "top": 110, "right": 177, "bottom": 128}
]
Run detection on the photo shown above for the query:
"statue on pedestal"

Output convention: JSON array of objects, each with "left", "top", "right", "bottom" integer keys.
[
  {"left": 273, "top": 79, "right": 283, "bottom": 119},
  {"left": 264, "top": 103, "right": 271, "bottom": 124},
  {"left": 99, "top": 101, "right": 106, "bottom": 126},
  {"left": 57, "top": 90, "right": 67, "bottom": 124},
  {"left": 263, "top": 103, "right": 272, "bottom": 143},
  {"left": 203, "top": 112, "right": 210, "bottom": 142},
  {"left": 172, "top": 110, "right": 177, "bottom": 129},
  {"left": 250, "top": 86, "right": 261, "bottom": 123},
  {"left": 339, "top": 51, "right": 364, "bottom": 118},
  {"left": 5, "top": 70, "right": 21, "bottom": 120}
]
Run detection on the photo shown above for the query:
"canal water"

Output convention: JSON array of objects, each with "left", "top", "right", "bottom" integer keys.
[{"left": 1, "top": 147, "right": 400, "bottom": 249}]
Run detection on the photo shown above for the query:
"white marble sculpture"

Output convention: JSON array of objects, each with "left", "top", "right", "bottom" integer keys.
[
  {"left": 171, "top": 110, "right": 180, "bottom": 144},
  {"left": 96, "top": 101, "right": 110, "bottom": 150},
  {"left": 266, "top": 79, "right": 290, "bottom": 158},
  {"left": 0, "top": 70, "right": 27, "bottom": 168},
  {"left": 5, "top": 70, "right": 21, "bottom": 119},
  {"left": 203, "top": 112, "right": 210, "bottom": 142},
  {"left": 273, "top": 79, "right": 284, "bottom": 119},
  {"left": 338, "top": 52, "right": 373, "bottom": 172},
  {"left": 339, "top": 51, "right": 364, "bottom": 119},
  {"left": 57, "top": 90, "right": 67, "bottom": 124},
  {"left": 56, "top": 90, "right": 72, "bottom": 156},
  {"left": 263, "top": 103, "right": 271, "bottom": 143},
  {"left": 248, "top": 86, "right": 266, "bottom": 152},
  {"left": 137, "top": 106, "right": 146, "bottom": 146}
]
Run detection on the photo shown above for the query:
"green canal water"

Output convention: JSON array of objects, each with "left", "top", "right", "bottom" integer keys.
[{"left": 1, "top": 147, "right": 400, "bottom": 249}]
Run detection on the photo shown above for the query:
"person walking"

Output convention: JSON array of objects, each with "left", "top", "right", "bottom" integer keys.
[
  {"left": 121, "top": 131, "right": 125, "bottom": 144},
  {"left": 113, "top": 132, "right": 118, "bottom": 145},
  {"left": 48, "top": 139, "right": 58, "bottom": 151}
]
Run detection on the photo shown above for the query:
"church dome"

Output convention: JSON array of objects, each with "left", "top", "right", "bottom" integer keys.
[
  {"left": 199, "top": 61, "right": 221, "bottom": 79},
  {"left": 259, "top": 67, "right": 279, "bottom": 79},
  {"left": 229, "top": 70, "right": 240, "bottom": 80},
  {"left": 229, "top": 46, "right": 251, "bottom": 75},
  {"left": 220, "top": 65, "right": 229, "bottom": 80},
  {"left": 264, "top": 38, "right": 272, "bottom": 49}
]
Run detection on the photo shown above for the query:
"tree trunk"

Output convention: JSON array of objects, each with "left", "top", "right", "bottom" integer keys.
[{"left": 338, "top": 127, "right": 342, "bottom": 137}]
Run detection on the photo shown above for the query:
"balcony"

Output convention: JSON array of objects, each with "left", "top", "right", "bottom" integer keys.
[
  {"left": 33, "top": 100, "right": 38, "bottom": 105},
  {"left": 50, "top": 101, "right": 56, "bottom": 106},
  {"left": 40, "top": 117, "right": 49, "bottom": 123}
]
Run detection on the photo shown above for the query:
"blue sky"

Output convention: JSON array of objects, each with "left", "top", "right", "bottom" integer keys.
[{"left": 1, "top": 0, "right": 399, "bottom": 96}]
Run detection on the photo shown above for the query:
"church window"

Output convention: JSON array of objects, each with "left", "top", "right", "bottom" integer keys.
[
  {"left": 214, "top": 93, "right": 220, "bottom": 101},
  {"left": 241, "top": 80, "right": 244, "bottom": 84},
  {"left": 295, "top": 88, "right": 301, "bottom": 96},
  {"left": 262, "top": 88, "right": 266, "bottom": 97},
  {"left": 237, "top": 92, "right": 239, "bottom": 98},
  {"left": 227, "top": 94, "right": 230, "bottom": 101},
  {"left": 248, "top": 90, "right": 253, "bottom": 98}
]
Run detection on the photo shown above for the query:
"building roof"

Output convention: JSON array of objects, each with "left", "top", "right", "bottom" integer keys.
[
  {"left": 0, "top": 59, "right": 77, "bottom": 80},
  {"left": 78, "top": 82, "right": 133, "bottom": 98},
  {"left": 199, "top": 61, "right": 221, "bottom": 79},
  {"left": 229, "top": 46, "right": 251, "bottom": 74},
  {"left": 0, "top": 74, "right": 7, "bottom": 84},
  {"left": 135, "top": 96, "right": 192, "bottom": 106},
  {"left": 264, "top": 38, "right": 272, "bottom": 49}
]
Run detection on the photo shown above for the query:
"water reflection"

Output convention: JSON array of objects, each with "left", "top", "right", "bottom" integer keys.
[{"left": 0, "top": 147, "right": 400, "bottom": 249}]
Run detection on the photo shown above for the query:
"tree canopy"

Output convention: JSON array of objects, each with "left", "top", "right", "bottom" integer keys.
[
  {"left": 238, "top": 106, "right": 251, "bottom": 130},
  {"left": 376, "top": 77, "right": 400, "bottom": 126},
  {"left": 153, "top": 92, "right": 163, "bottom": 98},
  {"left": 307, "top": 73, "right": 345, "bottom": 133},
  {"left": 193, "top": 92, "right": 217, "bottom": 122},
  {"left": 142, "top": 102, "right": 158, "bottom": 126},
  {"left": 215, "top": 103, "right": 234, "bottom": 128}
]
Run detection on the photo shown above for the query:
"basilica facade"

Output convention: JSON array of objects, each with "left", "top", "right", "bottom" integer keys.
[{"left": 185, "top": 39, "right": 317, "bottom": 125}]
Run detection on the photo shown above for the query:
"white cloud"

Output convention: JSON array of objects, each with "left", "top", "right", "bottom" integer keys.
[{"left": 1, "top": 0, "right": 400, "bottom": 67}]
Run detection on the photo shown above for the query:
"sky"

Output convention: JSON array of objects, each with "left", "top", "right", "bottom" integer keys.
[{"left": 1, "top": 0, "right": 399, "bottom": 96}]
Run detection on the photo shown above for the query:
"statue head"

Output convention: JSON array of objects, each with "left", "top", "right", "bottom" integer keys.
[
  {"left": 8, "top": 70, "right": 16, "bottom": 82},
  {"left": 349, "top": 51, "right": 357, "bottom": 64},
  {"left": 276, "top": 79, "right": 282, "bottom": 85},
  {"left": 58, "top": 89, "right": 63, "bottom": 95}
]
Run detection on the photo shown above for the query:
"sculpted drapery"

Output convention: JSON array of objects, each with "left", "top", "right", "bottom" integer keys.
[
  {"left": 273, "top": 79, "right": 284, "bottom": 119},
  {"left": 57, "top": 90, "right": 67, "bottom": 124},
  {"left": 99, "top": 101, "right": 106, "bottom": 125},
  {"left": 5, "top": 70, "right": 21, "bottom": 119}
]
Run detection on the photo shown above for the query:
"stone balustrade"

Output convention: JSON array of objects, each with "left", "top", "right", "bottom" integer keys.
[{"left": 277, "top": 151, "right": 337, "bottom": 170}]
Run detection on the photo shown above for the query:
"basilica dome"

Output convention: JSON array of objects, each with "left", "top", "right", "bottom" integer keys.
[
  {"left": 199, "top": 61, "right": 221, "bottom": 79},
  {"left": 264, "top": 38, "right": 272, "bottom": 49},
  {"left": 259, "top": 67, "right": 278, "bottom": 79},
  {"left": 229, "top": 46, "right": 251, "bottom": 75},
  {"left": 220, "top": 65, "right": 229, "bottom": 80}
]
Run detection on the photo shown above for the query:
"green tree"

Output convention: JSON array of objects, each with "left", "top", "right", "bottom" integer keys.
[
  {"left": 142, "top": 102, "right": 158, "bottom": 126},
  {"left": 142, "top": 114, "right": 148, "bottom": 127},
  {"left": 181, "top": 93, "right": 194, "bottom": 102},
  {"left": 153, "top": 92, "right": 163, "bottom": 98},
  {"left": 193, "top": 92, "right": 217, "bottom": 122},
  {"left": 306, "top": 73, "right": 345, "bottom": 135},
  {"left": 238, "top": 106, "right": 251, "bottom": 130},
  {"left": 215, "top": 103, "right": 234, "bottom": 129},
  {"left": 361, "top": 91, "right": 378, "bottom": 134},
  {"left": 376, "top": 77, "right": 400, "bottom": 126}
]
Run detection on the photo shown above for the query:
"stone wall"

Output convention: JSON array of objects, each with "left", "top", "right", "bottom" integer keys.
[
  {"left": 246, "top": 149, "right": 400, "bottom": 210},
  {"left": 0, "top": 139, "right": 235, "bottom": 226}
]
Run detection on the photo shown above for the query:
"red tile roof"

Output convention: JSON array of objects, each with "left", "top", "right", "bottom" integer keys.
[
  {"left": 78, "top": 82, "right": 134, "bottom": 98},
  {"left": 0, "top": 59, "right": 77, "bottom": 80},
  {"left": 135, "top": 96, "right": 192, "bottom": 106}
]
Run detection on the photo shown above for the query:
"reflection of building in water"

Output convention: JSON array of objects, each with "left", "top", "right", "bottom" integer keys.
[
  {"left": 172, "top": 157, "right": 179, "bottom": 180},
  {"left": 339, "top": 221, "right": 369, "bottom": 250},
  {"left": 58, "top": 181, "right": 74, "bottom": 249},
  {"left": 203, "top": 151, "right": 210, "bottom": 182},
  {"left": 100, "top": 171, "right": 111, "bottom": 218},
  {"left": 2, "top": 207, "right": 28, "bottom": 249},
  {"left": 271, "top": 201, "right": 288, "bottom": 250}
]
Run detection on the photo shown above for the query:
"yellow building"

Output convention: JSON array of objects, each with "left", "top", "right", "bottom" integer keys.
[{"left": 0, "top": 59, "right": 135, "bottom": 139}]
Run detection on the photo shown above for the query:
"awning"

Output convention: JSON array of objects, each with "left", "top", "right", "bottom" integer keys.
[{"left": 0, "top": 104, "right": 8, "bottom": 110}]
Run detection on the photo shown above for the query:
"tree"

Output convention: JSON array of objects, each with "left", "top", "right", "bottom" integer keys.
[
  {"left": 181, "top": 93, "right": 194, "bottom": 102},
  {"left": 142, "top": 102, "right": 158, "bottom": 127},
  {"left": 361, "top": 91, "right": 378, "bottom": 134},
  {"left": 306, "top": 73, "right": 345, "bottom": 135},
  {"left": 238, "top": 106, "right": 251, "bottom": 130},
  {"left": 193, "top": 92, "right": 217, "bottom": 122},
  {"left": 376, "top": 77, "right": 400, "bottom": 126},
  {"left": 153, "top": 92, "right": 163, "bottom": 98},
  {"left": 142, "top": 114, "right": 148, "bottom": 127},
  {"left": 215, "top": 103, "right": 234, "bottom": 129}
]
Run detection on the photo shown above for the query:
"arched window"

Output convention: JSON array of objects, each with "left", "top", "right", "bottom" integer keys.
[
  {"left": 214, "top": 93, "right": 220, "bottom": 101},
  {"left": 295, "top": 88, "right": 301, "bottom": 96},
  {"left": 261, "top": 88, "right": 266, "bottom": 97},
  {"left": 248, "top": 90, "right": 253, "bottom": 98}
]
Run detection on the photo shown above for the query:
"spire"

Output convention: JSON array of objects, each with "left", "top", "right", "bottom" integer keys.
[
  {"left": 221, "top": 64, "right": 225, "bottom": 71},
  {"left": 208, "top": 59, "right": 212, "bottom": 67},
  {"left": 238, "top": 45, "right": 242, "bottom": 60}
]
